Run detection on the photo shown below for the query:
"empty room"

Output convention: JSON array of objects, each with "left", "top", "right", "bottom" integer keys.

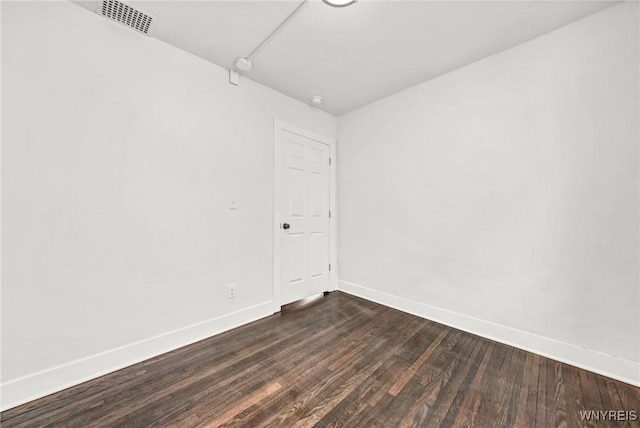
[{"left": 1, "top": 0, "right": 638, "bottom": 426}]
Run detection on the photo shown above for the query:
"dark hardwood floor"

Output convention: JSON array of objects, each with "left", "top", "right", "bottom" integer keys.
[{"left": 2, "top": 291, "right": 639, "bottom": 427}]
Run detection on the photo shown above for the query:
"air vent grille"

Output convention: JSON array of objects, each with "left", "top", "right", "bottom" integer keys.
[{"left": 99, "top": 0, "right": 155, "bottom": 35}]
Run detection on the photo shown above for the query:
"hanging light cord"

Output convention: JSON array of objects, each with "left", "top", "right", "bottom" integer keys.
[{"left": 245, "top": 0, "right": 308, "bottom": 61}]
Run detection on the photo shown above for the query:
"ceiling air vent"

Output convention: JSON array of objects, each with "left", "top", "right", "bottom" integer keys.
[{"left": 98, "top": 0, "right": 155, "bottom": 35}]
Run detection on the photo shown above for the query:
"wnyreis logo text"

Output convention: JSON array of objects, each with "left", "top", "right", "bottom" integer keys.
[{"left": 579, "top": 410, "right": 637, "bottom": 422}]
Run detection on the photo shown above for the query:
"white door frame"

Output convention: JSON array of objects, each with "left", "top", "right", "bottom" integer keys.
[{"left": 273, "top": 119, "right": 337, "bottom": 313}]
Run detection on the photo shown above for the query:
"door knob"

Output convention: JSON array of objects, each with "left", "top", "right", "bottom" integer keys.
[{"left": 282, "top": 223, "right": 291, "bottom": 230}]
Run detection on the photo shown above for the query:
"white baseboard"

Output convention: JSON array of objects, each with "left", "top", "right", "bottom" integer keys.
[
  {"left": 338, "top": 279, "right": 640, "bottom": 387},
  {"left": 1, "top": 301, "right": 274, "bottom": 411}
]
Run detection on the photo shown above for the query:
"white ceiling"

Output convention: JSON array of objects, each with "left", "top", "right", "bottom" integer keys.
[{"left": 73, "top": 0, "right": 618, "bottom": 115}]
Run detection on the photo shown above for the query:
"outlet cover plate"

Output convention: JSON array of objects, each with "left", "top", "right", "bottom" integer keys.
[{"left": 227, "top": 284, "right": 237, "bottom": 299}]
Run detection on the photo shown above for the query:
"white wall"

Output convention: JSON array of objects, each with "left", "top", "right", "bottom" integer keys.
[
  {"left": 338, "top": 2, "right": 639, "bottom": 384},
  {"left": 1, "top": 1, "right": 335, "bottom": 409}
]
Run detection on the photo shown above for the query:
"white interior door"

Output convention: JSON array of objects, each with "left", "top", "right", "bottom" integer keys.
[{"left": 278, "top": 129, "right": 331, "bottom": 305}]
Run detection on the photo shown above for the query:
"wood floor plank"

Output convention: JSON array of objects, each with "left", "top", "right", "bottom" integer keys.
[
  {"left": 562, "top": 364, "right": 589, "bottom": 428},
  {"left": 614, "top": 378, "right": 640, "bottom": 427},
  {"left": 438, "top": 339, "right": 492, "bottom": 428},
  {"left": 525, "top": 353, "right": 542, "bottom": 427},
  {"left": 512, "top": 351, "right": 535, "bottom": 428},
  {"left": 194, "top": 381, "right": 282, "bottom": 427},
  {"left": 2, "top": 291, "right": 637, "bottom": 428},
  {"left": 502, "top": 348, "right": 526, "bottom": 427},
  {"left": 276, "top": 331, "right": 390, "bottom": 427},
  {"left": 535, "top": 354, "right": 549, "bottom": 427},
  {"left": 289, "top": 361, "right": 384, "bottom": 428},
  {"left": 578, "top": 367, "right": 610, "bottom": 428},
  {"left": 448, "top": 341, "right": 495, "bottom": 427},
  {"left": 595, "top": 376, "right": 631, "bottom": 428},
  {"left": 388, "top": 328, "right": 449, "bottom": 396},
  {"left": 471, "top": 344, "right": 516, "bottom": 427},
  {"left": 366, "top": 360, "right": 410, "bottom": 407},
  {"left": 615, "top": 377, "right": 640, "bottom": 411},
  {"left": 550, "top": 360, "right": 568, "bottom": 428},
  {"left": 397, "top": 335, "right": 484, "bottom": 427},
  {"left": 314, "top": 366, "right": 383, "bottom": 427}
]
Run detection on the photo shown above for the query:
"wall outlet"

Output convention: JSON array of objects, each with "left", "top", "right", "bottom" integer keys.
[
  {"left": 227, "top": 284, "right": 237, "bottom": 299},
  {"left": 229, "top": 196, "right": 238, "bottom": 210}
]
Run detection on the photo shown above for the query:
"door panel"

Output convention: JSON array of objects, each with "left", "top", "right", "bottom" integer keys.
[
  {"left": 310, "top": 172, "right": 324, "bottom": 217},
  {"left": 279, "top": 130, "right": 330, "bottom": 305},
  {"left": 288, "top": 233, "right": 304, "bottom": 283},
  {"left": 310, "top": 232, "right": 324, "bottom": 278},
  {"left": 288, "top": 168, "right": 304, "bottom": 217}
]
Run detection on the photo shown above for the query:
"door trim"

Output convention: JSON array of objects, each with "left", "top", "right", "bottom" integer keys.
[{"left": 273, "top": 119, "right": 337, "bottom": 313}]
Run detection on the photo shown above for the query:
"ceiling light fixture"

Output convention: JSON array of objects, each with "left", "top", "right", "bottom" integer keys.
[
  {"left": 311, "top": 96, "right": 323, "bottom": 106},
  {"left": 322, "top": 0, "right": 357, "bottom": 7},
  {"left": 234, "top": 57, "right": 253, "bottom": 71}
]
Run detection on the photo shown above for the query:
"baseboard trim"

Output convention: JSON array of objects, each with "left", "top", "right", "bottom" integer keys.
[
  {"left": 338, "top": 279, "right": 640, "bottom": 387},
  {"left": 1, "top": 301, "right": 274, "bottom": 411}
]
